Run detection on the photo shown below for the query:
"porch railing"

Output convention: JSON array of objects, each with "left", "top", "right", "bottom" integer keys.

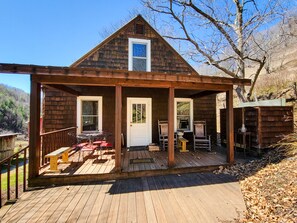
[
  {"left": 41, "top": 127, "right": 77, "bottom": 166},
  {"left": 0, "top": 145, "right": 29, "bottom": 208}
]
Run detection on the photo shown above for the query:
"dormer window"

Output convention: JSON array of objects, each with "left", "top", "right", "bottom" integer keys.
[{"left": 128, "top": 38, "right": 151, "bottom": 72}]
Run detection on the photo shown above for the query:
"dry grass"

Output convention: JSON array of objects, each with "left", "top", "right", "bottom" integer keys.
[
  {"left": 254, "top": 72, "right": 297, "bottom": 98},
  {"left": 274, "top": 131, "right": 297, "bottom": 158}
]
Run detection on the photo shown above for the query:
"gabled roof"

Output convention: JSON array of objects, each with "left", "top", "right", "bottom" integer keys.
[{"left": 70, "top": 14, "right": 198, "bottom": 75}]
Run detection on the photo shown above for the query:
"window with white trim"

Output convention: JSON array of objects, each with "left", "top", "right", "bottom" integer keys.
[
  {"left": 77, "top": 96, "right": 103, "bottom": 133},
  {"left": 174, "top": 98, "right": 193, "bottom": 132},
  {"left": 128, "top": 38, "right": 151, "bottom": 72}
]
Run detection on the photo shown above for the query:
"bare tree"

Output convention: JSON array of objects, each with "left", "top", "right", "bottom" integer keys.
[{"left": 143, "top": 0, "right": 295, "bottom": 101}]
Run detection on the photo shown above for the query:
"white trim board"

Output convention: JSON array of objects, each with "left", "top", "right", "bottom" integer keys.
[
  {"left": 174, "top": 98, "right": 193, "bottom": 132},
  {"left": 128, "top": 38, "right": 151, "bottom": 72},
  {"left": 77, "top": 96, "right": 103, "bottom": 133},
  {"left": 127, "top": 97, "right": 152, "bottom": 147}
]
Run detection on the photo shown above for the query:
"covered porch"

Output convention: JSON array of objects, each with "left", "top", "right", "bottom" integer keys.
[{"left": 0, "top": 63, "right": 251, "bottom": 186}]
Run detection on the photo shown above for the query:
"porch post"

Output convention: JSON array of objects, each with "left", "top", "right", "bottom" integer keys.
[
  {"left": 115, "top": 85, "right": 122, "bottom": 172},
  {"left": 226, "top": 88, "right": 234, "bottom": 164},
  {"left": 168, "top": 87, "right": 175, "bottom": 167},
  {"left": 29, "top": 77, "right": 41, "bottom": 181}
]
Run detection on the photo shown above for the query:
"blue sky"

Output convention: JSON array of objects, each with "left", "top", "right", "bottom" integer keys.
[{"left": 0, "top": 0, "right": 143, "bottom": 93}]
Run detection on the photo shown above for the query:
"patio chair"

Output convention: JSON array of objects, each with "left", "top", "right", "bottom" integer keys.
[
  {"left": 158, "top": 120, "right": 177, "bottom": 150},
  {"left": 76, "top": 133, "right": 98, "bottom": 161},
  {"left": 193, "top": 121, "right": 211, "bottom": 152}
]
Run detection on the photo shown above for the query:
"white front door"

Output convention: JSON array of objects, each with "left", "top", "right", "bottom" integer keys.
[{"left": 127, "top": 98, "right": 152, "bottom": 147}]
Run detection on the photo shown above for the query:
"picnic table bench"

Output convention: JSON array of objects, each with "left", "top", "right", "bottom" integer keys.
[{"left": 45, "top": 147, "right": 71, "bottom": 172}]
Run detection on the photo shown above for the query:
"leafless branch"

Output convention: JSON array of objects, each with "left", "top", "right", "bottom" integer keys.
[{"left": 144, "top": 0, "right": 296, "bottom": 100}]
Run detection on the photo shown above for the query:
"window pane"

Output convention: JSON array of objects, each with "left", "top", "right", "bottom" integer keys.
[
  {"left": 133, "top": 44, "right": 146, "bottom": 57},
  {"left": 132, "top": 104, "right": 137, "bottom": 123},
  {"left": 131, "top": 103, "right": 146, "bottom": 123},
  {"left": 82, "top": 101, "right": 98, "bottom": 115},
  {"left": 141, "top": 104, "right": 146, "bottom": 123},
  {"left": 177, "top": 102, "right": 190, "bottom": 115},
  {"left": 137, "top": 104, "right": 142, "bottom": 123},
  {"left": 133, "top": 58, "right": 147, "bottom": 71},
  {"left": 176, "top": 101, "right": 191, "bottom": 131},
  {"left": 82, "top": 116, "right": 98, "bottom": 131},
  {"left": 177, "top": 116, "right": 190, "bottom": 130}
]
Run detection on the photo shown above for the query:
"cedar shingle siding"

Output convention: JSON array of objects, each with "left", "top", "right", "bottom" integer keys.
[
  {"left": 42, "top": 88, "right": 77, "bottom": 132},
  {"left": 74, "top": 16, "right": 195, "bottom": 75}
]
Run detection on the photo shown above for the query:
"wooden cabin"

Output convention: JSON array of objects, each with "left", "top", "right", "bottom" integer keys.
[{"left": 0, "top": 15, "right": 250, "bottom": 186}]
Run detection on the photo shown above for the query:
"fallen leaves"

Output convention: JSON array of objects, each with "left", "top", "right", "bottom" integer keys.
[{"left": 214, "top": 149, "right": 297, "bottom": 222}]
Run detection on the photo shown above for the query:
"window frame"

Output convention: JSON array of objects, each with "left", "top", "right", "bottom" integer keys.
[
  {"left": 174, "top": 98, "right": 193, "bottom": 132},
  {"left": 128, "top": 38, "right": 151, "bottom": 72},
  {"left": 77, "top": 96, "right": 103, "bottom": 133}
]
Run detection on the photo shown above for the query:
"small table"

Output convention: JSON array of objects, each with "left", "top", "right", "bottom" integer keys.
[
  {"left": 77, "top": 131, "right": 111, "bottom": 161},
  {"left": 178, "top": 137, "right": 189, "bottom": 152},
  {"left": 235, "top": 131, "right": 251, "bottom": 157}
]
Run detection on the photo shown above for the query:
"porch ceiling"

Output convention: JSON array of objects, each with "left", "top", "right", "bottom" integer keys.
[
  {"left": 44, "top": 84, "right": 221, "bottom": 98},
  {"left": 0, "top": 63, "right": 251, "bottom": 91}
]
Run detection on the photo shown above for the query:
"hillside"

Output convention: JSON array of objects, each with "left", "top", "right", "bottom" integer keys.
[
  {"left": 217, "top": 21, "right": 297, "bottom": 128},
  {"left": 253, "top": 35, "right": 297, "bottom": 103},
  {"left": 0, "top": 84, "right": 29, "bottom": 134}
]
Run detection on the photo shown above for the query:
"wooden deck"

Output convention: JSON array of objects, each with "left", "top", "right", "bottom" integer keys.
[
  {"left": 0, "top": 173, "right": 246, "bottom": 222},
  {"left": 42, "top": 148, "right": 227, "bottom": 175},
  {"left": 34, "top": 148, "right": 229, "bottom": 186}
]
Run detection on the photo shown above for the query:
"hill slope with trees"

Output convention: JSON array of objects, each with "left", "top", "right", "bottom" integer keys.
[{"left": 0, "top": 84, "right": 29, "bottom": 134}]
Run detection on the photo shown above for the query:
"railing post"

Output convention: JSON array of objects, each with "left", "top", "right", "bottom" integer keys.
[
  {"left": 7, "top": 159, "right": 10, "bottom": 201},
  {"left": 15, "top": 153, "right": 19, "bottom": 199},
  {"left": 23, "top": 148, "right": 27, "bottom": 192}
]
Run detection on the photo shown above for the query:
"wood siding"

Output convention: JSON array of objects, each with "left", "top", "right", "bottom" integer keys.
[
  {"left": 43, "top": 86, "right": 216, "bottom": 148},
  {"left": 194, "top": 94, "right": 217, "bottom": 145},
  {"left": 42, "top": 88, "right": 77, "bottom": 133},
  {"left": 220, "top": 106, "right": 294, "bottom": 149},
  {"left": 74, "top": 16, "right": 195, "bottom": 75}
]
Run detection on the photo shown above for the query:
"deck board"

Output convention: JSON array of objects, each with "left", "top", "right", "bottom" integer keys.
[
  {"left": 87, "top": 182, "right": 112, "bottom": 222},
  {"left": 76, "top": 184, "right": 102, "bottom": 223},
  {"left": 0, "top": 173, "right": 246, "bottom": 223},
  {"left": 46, "top": 185, "right": 83, "bottom": 223},
  {"left": 41, "top": 148, "right": 228, "bottom": 178},
  {"left": 126, "top": 179, "right": 137, "bottom": 223},
  {"left": 106, "top": 181, "right": 121, "bottom": 223},
  {"left": 26, "top": 186, "right": 66, "bottom": 222},
  {"left": 66, "top": 184, "right": 96, "bottom": 223},
  {"left": 145, "top": 177, "right": 168, "bottom": 223}
]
